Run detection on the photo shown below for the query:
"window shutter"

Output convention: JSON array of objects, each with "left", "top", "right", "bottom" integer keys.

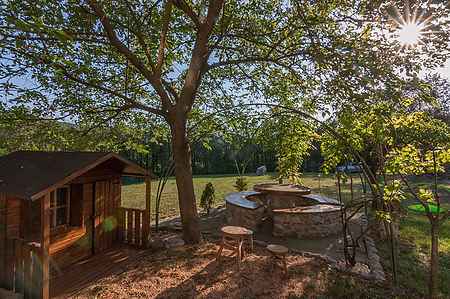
[{"left": 70, "top": 184, "right": 83, "bottom": 226}]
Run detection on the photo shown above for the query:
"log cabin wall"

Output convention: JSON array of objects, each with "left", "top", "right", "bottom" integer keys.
[
  {"left": 48, "top": 163, "right": 122, "bottom": 272},
  {"left": 0, "top": 193, "right": 24, "bottom": 289}
]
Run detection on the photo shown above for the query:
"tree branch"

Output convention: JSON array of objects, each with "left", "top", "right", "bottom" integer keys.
[
  {"left": 172, "top": 0, "right": 201, "bottom": 28},
  {"left": 87, "top": 0, "right": 174, "bottom": 111},
  {"left": 123, "top": 0, "right": 156, "bottom": 71},
  {"left": 6, "top": 43, "right": 165, "bottom": 117},
  {"left": 156, "top": 0, "right": 173, "bottom": 75},
  {"left": 178, "top": 0, "right": 224, "bottom": 111}
]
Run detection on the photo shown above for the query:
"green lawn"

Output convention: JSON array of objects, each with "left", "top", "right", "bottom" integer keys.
[
  {"left": 378, "top": 177, "right": 450, "bottom": 298},
  {"left": 379, "top": 204, "right": 450, "bottom": 298},
  {"left": 121, "top": 172, "right": 365, "bottom": 219}
]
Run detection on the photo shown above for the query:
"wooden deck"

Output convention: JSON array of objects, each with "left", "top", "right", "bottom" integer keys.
[{"left": 50, "top": 244, "right": 147, "bottom": 298}]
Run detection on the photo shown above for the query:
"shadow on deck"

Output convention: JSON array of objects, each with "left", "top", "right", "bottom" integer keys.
[{"left": 50, "top": 244, "right": 147, "bottom": 298}]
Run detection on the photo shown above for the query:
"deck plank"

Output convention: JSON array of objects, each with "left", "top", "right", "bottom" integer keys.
[{"left": 50, "top": 244, "right": 146, "bottom": 298}]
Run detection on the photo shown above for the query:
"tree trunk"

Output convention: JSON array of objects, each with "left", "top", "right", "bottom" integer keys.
[
  {"left": 170, "top": 113, "right": 201, "bottom": 244},
  {"left": 429, "top": 221, "right": 439, "bottom": 299}
]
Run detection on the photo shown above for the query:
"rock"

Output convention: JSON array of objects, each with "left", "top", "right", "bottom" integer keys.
[
  {"left": 148, "top": 238, "right": 165, "bottom": 251},
  {"left": 256, "top": 165, "right": 267, "bottom": 176},
  {"left": 163, "top": 235, "right": 185, "bottom": 249},
  {"left": 351, "top": 263, "right": 370, "bottom": 275},
  {"left": 253, "top": 240, "right": 268, "bottom": 247}
]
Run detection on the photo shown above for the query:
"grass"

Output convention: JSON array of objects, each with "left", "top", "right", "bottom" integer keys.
[
  {"left": 121, "top": 172, "right": 365, "bottom": 219},
  {"left": 379, "top": 204, "right": 450, "bottom": 298},
  {"left": 378, "top": 177, "right": 450, "bottom": 298}
]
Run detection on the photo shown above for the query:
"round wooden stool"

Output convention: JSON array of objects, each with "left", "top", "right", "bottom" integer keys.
[
  {"left": 216, "top": 226, "right": 254, "bottom": 270},
  {"left": 267, "top": 244, "right": 288, "bottom": 275}
]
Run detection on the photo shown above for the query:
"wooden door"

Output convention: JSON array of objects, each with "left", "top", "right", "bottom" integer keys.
[{"left": 93, "top": 179, "right": 121, "bottom": 254}]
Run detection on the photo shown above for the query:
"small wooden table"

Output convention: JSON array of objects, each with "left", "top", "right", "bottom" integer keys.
[
  {"left": 267, "top": 244, "right": 288, "bottom": 275},
  {"left": 216, "top": 226, "right": 254, "bottom": 270}
]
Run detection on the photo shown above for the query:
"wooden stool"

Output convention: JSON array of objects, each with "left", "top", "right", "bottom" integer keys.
[
  {"left": 267, "top": 244, "right": 288, "bottom": 275},
  {"left": 216, "top": 226, "right": 254, "bottom": 270}
]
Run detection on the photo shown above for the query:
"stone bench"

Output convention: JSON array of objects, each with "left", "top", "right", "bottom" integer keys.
[
  {"left": 301, "top": 194, "right": 342, "bottom": 206},
  {"left": 225, "top": 191, "right": 265, "bottom": 231}
]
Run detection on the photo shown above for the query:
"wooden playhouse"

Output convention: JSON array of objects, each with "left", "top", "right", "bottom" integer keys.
[{"left": 0, "top": 151, "right": 153, "bottom": 298}]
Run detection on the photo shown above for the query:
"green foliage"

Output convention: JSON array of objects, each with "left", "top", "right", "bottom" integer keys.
[
  {"left": 320, "top": 102, "right": 394, "bottom": 174},
  {"left": 233, "top": 176, "right": 248, "bottom": 191},
  {"left": 392, "top": 112, "right": 450, "bottom": 149},
  {"left": 385, "top": 145, "right": 450, "bottom": 176},
  {"left": 259, "top": 110, "right": 316, "bottom": 184},
  {"left": 385, "top": 111, "right": 450, "bottom": 178},
  {"left": 2, "top": 0, "right": 448, "bottom": 158},
  {"left": 383, "top": 180, "right": 405, "bottom": 203},
  {"left": 0, "top": 104, "right": 155, "bottom": 154},
  {"left": 200, "top": 182, "right": 215, "bottom": 215}
]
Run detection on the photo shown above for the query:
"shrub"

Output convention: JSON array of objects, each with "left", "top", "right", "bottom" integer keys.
[
  {"left": 200, "top": 182, "right": 215, "bottom": 215},
  {"left": 234, "top": 176, "right": 248, "bottom": 191}
]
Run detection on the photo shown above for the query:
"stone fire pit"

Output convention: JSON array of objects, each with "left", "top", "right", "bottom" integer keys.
[
  {"left": 254, "top": 183, "right": 312, "bottom": 209},
  {"left": 272, "top": 205, "right": 341, "bottom": 238},
  {"left": 225, "top": 183, "right": 342, "bottom": 238}
]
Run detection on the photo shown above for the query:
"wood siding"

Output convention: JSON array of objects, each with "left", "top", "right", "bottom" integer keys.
[
  {"left": 50, "top": 177, "right": 121, "bottom": 271},
  {"left": 0, "top": 195, "right": 23, "bottom": 289},
  {"left": 93, "top": 179, "right": 121, "bottom": 254}
]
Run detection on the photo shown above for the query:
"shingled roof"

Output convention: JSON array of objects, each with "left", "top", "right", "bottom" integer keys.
[{"left": 0, "top": 151, "right": 150, "bottom": 200}]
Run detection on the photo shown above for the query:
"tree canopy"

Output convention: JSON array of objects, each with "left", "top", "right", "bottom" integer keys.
[{"left": 1, "top": 0, "right": 450, "bottom": 243}]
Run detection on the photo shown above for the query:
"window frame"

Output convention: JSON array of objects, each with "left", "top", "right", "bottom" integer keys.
[{"left": 49, "top": 186, "right": 71, "bottom": 229}]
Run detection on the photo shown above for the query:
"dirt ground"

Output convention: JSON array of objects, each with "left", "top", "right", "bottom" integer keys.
[{"left": 71, "top": 241, "right": 340, "bottom": 299}]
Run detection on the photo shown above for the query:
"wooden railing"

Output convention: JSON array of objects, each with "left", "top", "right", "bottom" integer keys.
[
  {"left": 118, "top": 208, "right": 149, "bottom": 247},
  {"left": 5, "top": 238, "right": 43, "bottom": 299}
]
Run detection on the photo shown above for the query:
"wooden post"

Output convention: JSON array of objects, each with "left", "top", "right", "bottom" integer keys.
[
  {"left": 39, "top": 193, "right": 50, "bottom": 299},
  {"left": 117, "top": 208, "right": 124, "bottom": 243},
  {"left": 143, "top": 177, "right": 151, "bottom": 247}
]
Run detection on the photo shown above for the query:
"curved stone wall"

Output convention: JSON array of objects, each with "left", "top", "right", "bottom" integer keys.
[
  {"left": 225, "top": 192, "right": 265, "bottom": 231},
  {"left": 273, "top": 205, "right": 341, "bottom": 238}
]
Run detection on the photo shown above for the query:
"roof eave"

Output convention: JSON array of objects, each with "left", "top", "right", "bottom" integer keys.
[{"left": 30, "top": 153, "right": 153, "bottom": 200}]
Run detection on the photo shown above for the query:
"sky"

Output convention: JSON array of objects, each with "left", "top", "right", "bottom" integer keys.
[{"left": 435, "top": 59, "right": 450, "bottom": 79}]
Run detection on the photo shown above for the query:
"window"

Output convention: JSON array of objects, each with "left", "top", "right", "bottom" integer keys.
[{"left": 50, "top": 187, "right": 70, "bottom": 229}]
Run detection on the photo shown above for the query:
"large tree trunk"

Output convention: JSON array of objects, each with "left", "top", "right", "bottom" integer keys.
[
  {"left": 170, "top": 113, "right": 201, "bottom": 244},
  {"left": 429, "top": 221, "right": 439, "bottom": 299}
]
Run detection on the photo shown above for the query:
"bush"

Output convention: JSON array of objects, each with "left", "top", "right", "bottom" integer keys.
[
  {"left": 234, "top": 176, "right": 248, "bottom": 191},
  {"left": 200, "top": 182, "right": 215, "bottom": 215}
]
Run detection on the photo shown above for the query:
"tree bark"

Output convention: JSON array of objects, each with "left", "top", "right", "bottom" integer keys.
[
  {"left": 169, "top": 112, "right": 201, "bottom": 244},
  {"left": 429, "top": 221, "right": 439, "bottom": 299}
]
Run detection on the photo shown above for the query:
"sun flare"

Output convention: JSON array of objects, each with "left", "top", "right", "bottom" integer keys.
[
  {"left": 397, "top": 22, "right": 424, "bottom": 46},
  {"left": 385, "top": 3, "right": 434, "bottom": 48}
]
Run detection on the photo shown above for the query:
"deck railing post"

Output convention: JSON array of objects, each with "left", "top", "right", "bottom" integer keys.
[
  {"left": 38, "top": 193, "right": 50, "bottom": 299},
  {"left": 13, "top": 239, "right": 24, "bottom": 294},
  {"left": 117, "top": 207, "right": 124, "bottom": 243}
]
